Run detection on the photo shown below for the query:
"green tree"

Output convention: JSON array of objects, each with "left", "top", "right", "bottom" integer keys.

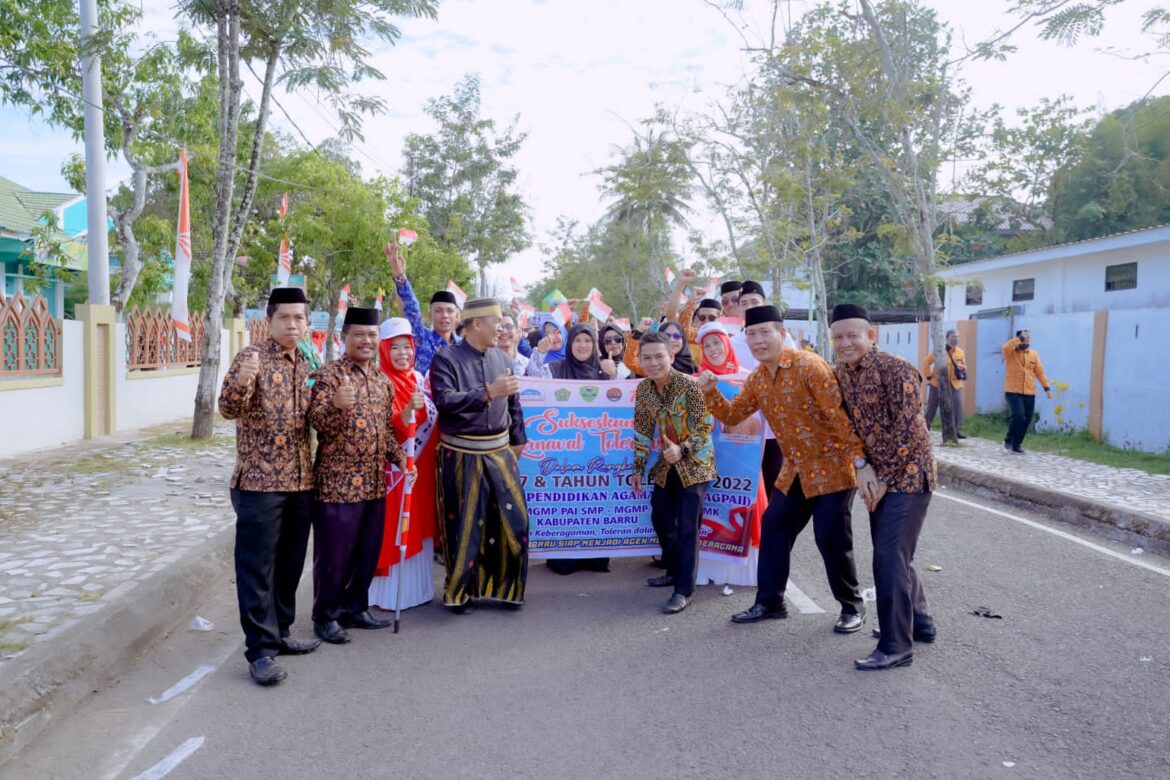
[{"left": 404, "top": 74, "right": 531, "bottom": 296}]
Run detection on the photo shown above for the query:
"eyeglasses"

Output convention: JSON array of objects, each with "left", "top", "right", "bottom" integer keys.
[
  {"left": 695, "top": 314, "right": 718, "bottom": 323},
  {"left": 720, "top": 295, "right": 739, "bottom": 305},
  {"left": 667, "top": 332, "right": 684, "bottom": 341},
  {"left": 602, "top": 336, "right": 623, "bottom": 345},
  {"left": 500, "top": 323, "right": 516, "bottom": 331}
]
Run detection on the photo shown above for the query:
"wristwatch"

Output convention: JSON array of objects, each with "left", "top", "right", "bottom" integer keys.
[
  {"left": 853, "top": 457, "right": 868, "bottom": 470},
  {"left": 680, "top": 444, "right": 691, "bottom": 459}
]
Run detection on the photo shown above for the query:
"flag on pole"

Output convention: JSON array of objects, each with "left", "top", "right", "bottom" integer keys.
[
  {"left": 517, "top": 302, "right": 534, "bottom": 329},
  {"left": 398, "top": 228, "right": 419, "bottom": 246},
  {"left": 586, "top": 287, "right": 602, "bottom": 302},
  {"left": 510, "top": 276, "right": 525, "bottom": 297},
  {"left": 612, "top": 317, "right": 631, "bottom": 332},
  {"left": 172, "top": 149, "right": 192, "bottom": 341},
  {"left": 277, "top": 234, "right": 292, "bottom": 285},
  {"left": 338, "top": 284, "right": 350, "bottom": 318},
  {"left": 278, "top": 192, "right": 289, "bottom": 220},
  {"left": 374, "top": 287, "right": 385, "bottom": 311},
  {"left": 664, "top": 268, "right": 676, "bottom": 286},
  {"left": 446, "top": 280, "right": 468, "bottom": 308},
  {"left": 541, "top": 288, "right": 567, "bottom": 311},
  {"left": 588, "top": 297, "right": 612, "bottom": 322}
]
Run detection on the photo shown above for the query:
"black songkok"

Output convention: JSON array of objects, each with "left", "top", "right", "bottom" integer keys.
[
  {"left": 740, "top": 280, "right": 766, "bottom": 299},
  {"left": 697, "top": 298, "right": 722, "bottom": 312},
  {"left": 430, "top": 291, "right": 459, "bottom": 307},
  {"left": 720, "top": 280, "right": 743, "bottom": 295},
  {"left": 267, "top": 287, "right": 308, "bottom": 305},
  {"left": 343, "top": 307, "right": 380, "bottom": 328},
  {"left": 743, "top": 305, "right": 783, "bottom": 327},
  {"left": 830, "top": 303, "right": 870, "bottom": 324}
]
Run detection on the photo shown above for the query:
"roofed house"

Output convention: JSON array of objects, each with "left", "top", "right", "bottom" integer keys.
[{"left": 0, "top": 175, "right": 91, "bottom": 317}]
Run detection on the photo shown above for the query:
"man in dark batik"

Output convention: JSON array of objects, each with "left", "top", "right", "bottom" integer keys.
[
  {"left": 830, "top": 303, "right": 937, "bottom": 671},
  {"left": 308, "top": 307, "right": 410, "bottom": 644},
  {"left": 429, "top": 298, "right": 529, "bottom": 613},
  {"left": 219, "top": 287, "right": 320, "bottom": 687}
]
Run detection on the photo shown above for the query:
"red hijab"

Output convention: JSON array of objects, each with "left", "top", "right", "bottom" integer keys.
[
  {"left": 379, "top": 334, "right": 419, "bottom": 423},
  {"left": 698, "top": 324, "right": 740, "bottom": 375}
]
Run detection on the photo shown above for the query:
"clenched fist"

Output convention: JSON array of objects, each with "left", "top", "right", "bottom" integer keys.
[
  {"left": 236, "top": 351, "right": 260, "bottom": 389},
  {"left": 333, "top": 373, "right": 357, "bottom": 410}
]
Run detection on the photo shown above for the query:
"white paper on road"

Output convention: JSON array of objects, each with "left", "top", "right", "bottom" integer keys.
[
  {"left": 129, "top": 736, "right": 204, "bottom": 780},
  {"left": 147, "top": 664, "right": 216, "bottom": 704}
]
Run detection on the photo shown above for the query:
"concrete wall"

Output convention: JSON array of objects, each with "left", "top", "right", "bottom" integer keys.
[
  {"left": 0, "top": 320, "right": 86, "bottom": 457},
  {"left": 1012, "top": 312, "right": 1095, "bottom": 433},
  {"left": 1101, "top": 309, "right": 1170, "bottom": 453},
  {"left": 113, "top": 324, "right": 232, "bottom": 432},
  {"left": 875, "top": 323, "right": 921, "bottom": 366}
]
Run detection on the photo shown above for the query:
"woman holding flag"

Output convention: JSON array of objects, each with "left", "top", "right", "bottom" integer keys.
[{"left": 368, "top": 318, "right": 439, "bottom": 612}]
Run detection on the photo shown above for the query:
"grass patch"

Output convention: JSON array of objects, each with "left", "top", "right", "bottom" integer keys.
[
  {"left": 143, "top": 431, "right": 232, "bottom": 449},
  {"left": 0, "top": 615, "right": 31, "bottom": 634},
  {"left": 938, "top": 413, "right": 1170, "bottom": 476},
  {"left": 0, "top": 640, "right": 31, "bottom": 654},
  {"left": 62, "top": 453, "right": 132, "bottom": 475}
]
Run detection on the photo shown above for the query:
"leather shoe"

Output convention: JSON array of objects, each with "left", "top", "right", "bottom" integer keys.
[
  {"left": 663, "top": 593, "right": 689, "bottom": 614},
  {"left": 450, "top": 602, "right": 474, "bottom": 615},
  {"left": 342, "top": 610, "right": 392, "bottom": 630},
  {"left": 313, "top": 620, "right": 352, "bottom": 644},
  {"left": 278, "top": 636, "right": 320, "bottom": 655},
  {"left": 731, "top": 602, "right": 787, "bottom": 623},
  {"left": 834, "top": 612, "right": 866, "bottom": 633},
  {"left": 248, "top": 656, "right": 287, "bottom": 686},
  {"left": 647, "top": 574, "right": 675, "bottom": 588},
  {"left": 957, "top": 433, "right": 967, "bottom": 439},
  {"left": 855, "top": 649, "right": 914, "bottom": 671}
]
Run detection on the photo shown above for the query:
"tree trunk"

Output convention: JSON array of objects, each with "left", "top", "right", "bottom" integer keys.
[{"left": 192, "top": 0, "right": 243, "bottom": 440}]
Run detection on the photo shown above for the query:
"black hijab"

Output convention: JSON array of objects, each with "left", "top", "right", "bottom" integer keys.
[
  {"left": 598, "top": 324, "right": 626, "bottom": 366},
  {"left": 549, "top": 323, "right": 608, "bottom": 381},
  {"left": 660, "top": 321, "right": 697, "bottom": 375}
]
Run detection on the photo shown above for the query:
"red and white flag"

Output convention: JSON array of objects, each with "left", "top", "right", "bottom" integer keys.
[
  {"left": 278, "top": 192, "right": 289, "bottom": 220},
  {"left": 374, "top": 287, "right": 385, "bottom": 311},
  {"left": 510, "top": 276, "right": 525, "bottom": 297},
  {"left": 586, "top": 287, "right": 602, "bottom": 302},
  {"left": 446, "top": 280, "right": 468, "bottom": 308},
  {"left": 517, "top": 302, "right": 535, "bottom": 329},
  {"left": 398, "top": 228, "right": 419, "bottom": 246},
  {"left": 702, "top": 274, "right": 720, "bottom": 297},
  {"left": 664, "top": 268, "right": 676, "bottom": 286},
  {"left": 612, "top": 317, "right": 632, "bottom": 332},
  {"left": 172, "top": 149, "right": 192, "bottom": 341},
  {"left": 552, "top": 302, "right": 573, "bottom": 327},
  {"left": 589, "top": 297, "right": 612, "bottom": 322},
  {"left": 338, "top": 284, "right": 350, "bottom": 318},
  {"left": 277, "top": 234, "right": 292, "bottom": 285}
]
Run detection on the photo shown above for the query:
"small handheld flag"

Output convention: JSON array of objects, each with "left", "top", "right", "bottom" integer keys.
[
  {"left": 398, "top": 228, "right": 419, "bottom": 246},
  {"left": 446, "top": 280, "right": 468, "bottom": 308}
]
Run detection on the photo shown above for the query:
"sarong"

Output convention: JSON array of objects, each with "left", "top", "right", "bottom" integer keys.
[{"left": 438, "top": 436, "right": 529, "bottom": 606}]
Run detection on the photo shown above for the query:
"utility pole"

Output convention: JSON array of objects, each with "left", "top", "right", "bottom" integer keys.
[{"left": 79, "top": 0, "right": 110, "bottom": 305}]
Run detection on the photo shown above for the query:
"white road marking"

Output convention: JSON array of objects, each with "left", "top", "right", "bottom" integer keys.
[
  {"left": 935, "top": 492, "right": 1170, "bottom": 578},
  {"left": 785, "top": 581, "right": 826, "bottom": 614},
  {"left": 147, "top": 665, "right": 216, "bottom": 704},
  {"left": 128, "top": 736, "right": 204, "bottom": 780}
]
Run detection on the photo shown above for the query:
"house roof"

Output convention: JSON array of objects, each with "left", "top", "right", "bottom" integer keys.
[
  {"left": 936, "top": 194, "right": 1051, "bottom": 233},
  {"left": 938, "top": 222, "right": 1170, "bottom": 279},
  {"left": 0, "top": 175, "right": 75, "bottom": 238}
]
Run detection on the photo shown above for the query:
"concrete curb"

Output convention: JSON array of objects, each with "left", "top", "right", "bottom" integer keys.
[
  {"left": 0, "top": 524, "right": 235, "bottom": 766},
  {"left": 937, "top": 462, "right": 1170, "bottom": 556}
]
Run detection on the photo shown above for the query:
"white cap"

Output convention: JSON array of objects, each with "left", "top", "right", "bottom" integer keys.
[
  {"left": 379, "top": 317, "right": 412, "bottom": 341},
  {"left": 697, "top": 321, "right": 729, "bottom": 343}
]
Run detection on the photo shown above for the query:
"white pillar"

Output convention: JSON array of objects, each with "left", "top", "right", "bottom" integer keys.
[{"left": 79, "top": 0, "right": 110, "bottom": 305}]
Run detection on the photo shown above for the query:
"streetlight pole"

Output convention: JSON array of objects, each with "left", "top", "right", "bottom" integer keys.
[{"left": 79, "top": 0, "right": 110, "bottom": 305}]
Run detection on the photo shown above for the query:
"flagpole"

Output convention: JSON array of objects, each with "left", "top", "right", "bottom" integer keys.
[{"left": 393, "top": 424, "right": 417, "bottom": 633}]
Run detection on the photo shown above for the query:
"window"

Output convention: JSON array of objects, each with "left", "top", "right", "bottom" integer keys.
[
  {"left": 1105, "top": 262, "right": 1137, "bottom": 292},
  {"left": 1012, "top": 278, "right": 1034, "bottom": 302},
  {"left": 965, "top": 284, "right": 983, "bottom": 306}
]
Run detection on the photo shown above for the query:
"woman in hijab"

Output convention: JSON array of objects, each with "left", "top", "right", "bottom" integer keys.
[
  {"left": 625, "top": 320, "right": 697, "bottom": 376},
  {"left": 697, "top": 321, "right": 740, "bottom": 376},
  {"left": 524, "top": 319, "right": 568, "bottom": 376},
  {"left": 599, "top": 323, "right": 632, "bottom": 379},
  {"left": 368, "top": 318, "right": 439, "bottom": 611}
]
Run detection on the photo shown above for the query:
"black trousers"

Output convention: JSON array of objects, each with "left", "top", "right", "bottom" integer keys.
[
  {"left": 756, "top": 477, "right": 863, "bottom": 615},
  {"left": 925, "top": 385, "right": 963, "bottom": 434},
  {"left": 312, "top": 498, "right": 386, "bottom": 623},
  {"left": 230, "top": 489, "right": 313, "bottom": 662},
  {"left": 761, "top": 438, "right": 783, "bottom": 500},
  {"left": 1005, "top": 392, "right": 1036, "bottom": 448},
  {"left": 650, "top": 469, "right": 710, "bottom": 598},
  {"left": 870, "top": 490, "right": 933, "bottom": 654}
]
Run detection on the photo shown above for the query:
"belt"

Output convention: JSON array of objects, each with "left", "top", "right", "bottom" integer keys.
[{"left": 440, "top": 432, "right": 509, "bottom": 453}]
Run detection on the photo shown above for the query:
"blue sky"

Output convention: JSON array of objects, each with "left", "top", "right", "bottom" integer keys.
[{"left": 2, "top": 0, "right": 1167, "bottom": 291}]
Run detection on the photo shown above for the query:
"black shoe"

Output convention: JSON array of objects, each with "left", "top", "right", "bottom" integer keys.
[
  {"left": 957, "top": 433, "right": 967, "bottom": 439},
  {"left": 731, "top": 603, "right": 788, "bottom": 623},
  {"left": 450, "top": 602, "right": 474, "bottom": 615},
  {"left": 647, "top": 574, "right": 675, "bottom": 588},
  {"left": 1004, "top": 440, "right": 1012, "bottom": 451},
  {"left": 343, "top": 610, "right": 392, "bottom": 630},
  {"left": 1011, "top": 445, "right": 1025, "bottom": 454},
  {"left": 313, "top": 620, "right": 352, "bottom": 644},
  {"left": 502, "top": 601, "right": 524, "bottom": 611},
  {"left": 855, "top": 649, "right": 914, "bottom": 671},
  {"left": 663, "top": 593, "right": 689, "bottom": 614},
  {"left": 277, "top": 636, "right": 321, "bottom": 655},
  {"left": 547, "top": 559, "right": 580, "bottom": 575},
  {"left": 834, "top": 612, "right": 866, "bottom": 634},
  {"left": 585, "top": 558, "right": 611, "bottom": 573},
  {"left": 248, "top": 656, "right": 287, "bottom": 686}
]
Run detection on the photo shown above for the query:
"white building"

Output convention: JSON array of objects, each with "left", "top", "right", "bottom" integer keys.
[{"left": 940, "top": 223, "right": 1170, "bottom": 321}]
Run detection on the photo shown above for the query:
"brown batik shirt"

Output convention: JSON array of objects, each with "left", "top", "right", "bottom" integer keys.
[
  {"left": 835, "top": 348, "right": 937, "bottom": 494},
  {"left": 309, "top": 355, "right": 407, "bottom": 503},
  {"left": 633, "top": 369, "right": 717, "bottom": 489},
  {"left": 218, "top": 338, "right": 314, "bottom": 492}
]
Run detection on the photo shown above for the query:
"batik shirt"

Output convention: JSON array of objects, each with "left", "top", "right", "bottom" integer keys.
[
  {"left": 633, "top": 370, "right": 716, "bottom": 489},
  {"left": 394, "top": 275, "right": 457, "bottom": 375},
  {"left": 430, "top": 340, "right": 528, "bottom": 445},
  {"left": 219, "top": 338, "right": 314, "bottom": 492},
  {"left": 836, "top": 349, "right": 937, "bottom": 494},
  {"left": 703, "top": 348, "right": 864, "bottom": 498},
  {"left": 309, "top": 355, "right": 407, "bottom": 503}
]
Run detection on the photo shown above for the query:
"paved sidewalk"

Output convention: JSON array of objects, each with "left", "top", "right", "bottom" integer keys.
[
  {"left": 0, "top": 423, "right": 236, "bottom": 661},
  {"left": 930, "top": 432, "right": 1170, "bottom": 523}
]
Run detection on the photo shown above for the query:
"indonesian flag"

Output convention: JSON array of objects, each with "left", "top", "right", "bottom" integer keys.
[
  {"left": 278, "top": 192, "right": 289, "bottom": 220},
  {"left": 586, "top": 287, "right": 602, "bottom": 302},
  {"left": 552, "top": 302, "right": 572, "bottom": 327},
  {"left": 517, "top": 302, "right": 535, "bottom": 329},
  {"left": 338, "top": 284, "right": 350, "bottom": 318},
  {"left": 612, "top": 317, "right": 631, "bottom": 332},
  {"left": 702, "top": 274, "right": 720, "bottom": 297},
  {"left": 589, "top": 297, "right": 612, "bottom": 322},
  {"left": 398, "top": 228, "right": 419, "bottom": 246},
  {"left": 510, "top": 276, "right": 525, "bottom": 297},
  {"left": 664, "top": 268, "right": 676, "bottom": 286},
  {"left": 374, "top": 287, "right": 385, "bottom": 311},
  {"left": 277, "top": 234, "right": 292, "bottom": 285},
  {"left": 172, "top": 149, "right": 192, "bottom": 341},
  {"left": 446, "top": 280, "right": 468, "bottom": 308}
]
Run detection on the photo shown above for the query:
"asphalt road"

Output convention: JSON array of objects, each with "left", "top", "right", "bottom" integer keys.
[{"left": 6, "top": 486, "right": 1170, "bottom": 780}]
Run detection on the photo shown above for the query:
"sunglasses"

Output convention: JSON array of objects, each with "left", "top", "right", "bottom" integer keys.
[
  {"left": 695, "top": 313, "right": 719, "bottom": 323},
  {"left": 667, "top": 332, "right": 684, "bottom": 341},
  {"left": 602, "top": 336, "right": 623, "bottom": 345},
  {"left": 721, "top": 295, "right": 739, "bottom": 305}
]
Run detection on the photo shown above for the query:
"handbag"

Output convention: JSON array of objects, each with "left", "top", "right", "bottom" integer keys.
[{"left": 949, "top": 352, "right": 967, "bottom": 382}]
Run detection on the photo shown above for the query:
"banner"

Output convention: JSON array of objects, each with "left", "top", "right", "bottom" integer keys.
[{"left": 517, "top": 377, "right": 764, "bottom": 560}]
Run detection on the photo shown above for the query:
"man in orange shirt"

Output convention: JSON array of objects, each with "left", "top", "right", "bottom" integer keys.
[
  {"left": 922, "top": 329, "right": 967, "bottom": 439},
  {"left": 1002, "top": 330, "right": 1053, "bottom": 454},
  {"left": 699, "top": 305, "right": 876, "bottom": 633}
]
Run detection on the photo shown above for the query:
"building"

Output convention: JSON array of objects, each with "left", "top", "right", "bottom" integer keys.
[
  {"left": 940, "top": 223, "right": 1170, "bottom": 321},
  {"left": 0, "top": 175, "right": 93, "bottom": 318}
]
